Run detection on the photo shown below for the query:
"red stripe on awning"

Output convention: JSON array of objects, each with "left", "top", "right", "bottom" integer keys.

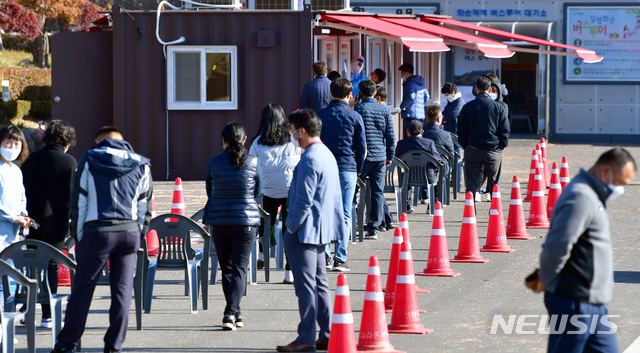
[
  {"left": 320, "top": 14, "right": 450, "bottom": 52},
  {"left": 421, "top": 16, "right": 602, "bottom": 63},
  {"left": 380, "top": 17, "right": 514, "bottom": 58}
]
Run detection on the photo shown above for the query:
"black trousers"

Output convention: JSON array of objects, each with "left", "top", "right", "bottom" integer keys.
[
  {"left": 260, "top": 196, "right": 291, "bottom": 270},
  {"left": 55, "top": 230, "right": 140, "bottom": 352},
  {"left": 463, "top": 147, "right": 503, "bottom": 196},
  {"left": 26, "top": 228, "right": 65, "bottom": 319},
  {"left": 210, "top": 225, "right": 256, "bottom": 317}
]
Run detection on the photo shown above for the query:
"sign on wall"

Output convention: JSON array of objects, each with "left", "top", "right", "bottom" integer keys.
[{"left": 565, "top": 5, "right": 640, "bottom": 83}]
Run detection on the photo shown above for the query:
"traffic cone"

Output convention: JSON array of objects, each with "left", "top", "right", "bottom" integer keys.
[
  {"left": 151, "top": 194, "right": 157, "bottom": 218},
  {"left": 398, "top": 213, "right": 430, "bottom": 293},
  {"left": 146, "top": 193, "right": 160, "bottom": 256},
  {"left": 540, "top": 138, "right": 551, "bottom": 189},
  {"left": 417, "top": 202, "right": 460, "bottom": 277},
  {"left": 171, "top": 177, "right": 186, "bottom": 216},
  {"left": 535, "top": 144, "right": 549, "bottom": 195},
  {"left": 58, "top": 249, "right": 72, "bottom": 287},
  {"left": 384, "top": 228, "right": 404, "bottom": 313},
  {"left": 388, "top": 242, "right": 433, "bottom": 335},
  {"left": 547, "top": 162, "right": 562, "bottom": 220},
  {"left": 526, "top": 168, "right": 550, "bottom": 229},
  {"left": 481, "top": 185, "right": 517, "bottom": 253},
  {"left": 506, "top": 176, "right": 535, "bottom": 240},
  {"left": 524, "top": 149, "right": 539, "bottom": 202},
  {"left": 451, "top": 192, "right": 489, "bottom": 263},
  {"left": 358, "top": 256, "right": 405, "bottom": 352},
  {"left": 328, "top": 274, "right": 357, "bottom": 353},
  {"left": 560, "top": 156, "right": 571, "bottom": 190}
]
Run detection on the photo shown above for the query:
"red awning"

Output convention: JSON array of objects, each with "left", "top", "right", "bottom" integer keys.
[
  {"left": 319, "top": 14, "right": 450, "bottom": 52},
  {"left": 421, "top": 16, "right": 602, "bottom": 63},
  {"left": 380, "top": 17, "right": 514, "bottom": 58}
]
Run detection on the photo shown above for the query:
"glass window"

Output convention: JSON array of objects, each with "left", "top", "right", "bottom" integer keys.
[
  {"left": 174, "top": 52, "right": 200, "bottom": 102},
  {"left": 205, "top": 53, "right": 231, "bottom": 102}
]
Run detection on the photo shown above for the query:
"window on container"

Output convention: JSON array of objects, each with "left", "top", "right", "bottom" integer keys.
[{"left": 167, "top": 46, "right": 238, "bottom": 110}]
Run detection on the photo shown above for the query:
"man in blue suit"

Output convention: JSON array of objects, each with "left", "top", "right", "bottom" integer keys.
[{"left": 277, "top": 109, "right": 344, "bottom": 353}]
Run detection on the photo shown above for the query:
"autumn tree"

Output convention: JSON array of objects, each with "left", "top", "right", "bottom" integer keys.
[
  {"left": 75, "top": 1, "right": 104, "bottom": 31},
  {"left": 19, "top": 0, "right": 81, "bottom": 68},
  {"left": 0, "top": 0, "right": 42, "bottom": 50}
]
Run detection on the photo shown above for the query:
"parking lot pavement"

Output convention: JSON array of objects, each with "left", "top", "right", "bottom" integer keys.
[{"left": 16, "top": 139, "right": 640, "bottom": 353}]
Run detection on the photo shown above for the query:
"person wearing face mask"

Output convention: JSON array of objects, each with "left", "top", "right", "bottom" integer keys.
[
  {"left": 482, "top": 73, "right": 509, "bottom": 117},
  {"left": 350, "top": 55, "right": 367, "bottom": 96},
  {"left": 249, "top": 104, "right": 302, "bottom": 284},
  {"left": 0, "top": 125, "right": 31, "bottom": 251},
  {"left": 526, "top": 148, "right": 636, "bottom": 353},
  {"left": 398, "top": 63, "right": 430, "bottom": 136},
  {"left": 20, "top": 120, "right": 77, "bottom": 329},
  {"left": 441, "top": 82, "right": 464, "bottom": 135}
]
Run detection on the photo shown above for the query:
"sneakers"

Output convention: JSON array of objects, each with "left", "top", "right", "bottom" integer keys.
[
  {"left": 333, "top": 260, "right": 350, "bottom": 272},
  {"left": 486, "top": 193, "right": 492, "bottom": 202},
  {"left": 386, "top": 222, "right": 397, "bottom": 230},
  {"left": 326, "top": 257, "right": 332, "bottom": 270},
  {"left": 235, "top": 315, "right": 244, "bottom": 328},
  {"left": 222, "top": 315, "right": 236, "bottom": 331},
  {"left": 376, "top": 225, "right": 387, "bottom": 232},
  {"left": 406, "top": 207, "right": 415, "bottom": 214},
  {"left": 420, "top": 199, "right": 428, "bottom": 204},
  {"left": 365, "top": 230, "right": 378, "bottom": 240},
  {"left": 41, "top": 318, "right": 53, "bottom": 328}
]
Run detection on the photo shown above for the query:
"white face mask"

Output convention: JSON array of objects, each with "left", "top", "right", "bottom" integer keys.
[
  {"left": 290, "top": 131, "right": 300, "bottom": 149},
  {"left": 606, "top": 170, "right": 624, "bottom": 201},
  {"left": 488, "top": 92, "right": 498, "bottom": 101},
  {"left": 445, "top": 94, "right": 455, "bottom": 103},
  {"left": 0, "top": 146, "right": 21, "bottom": 162}
]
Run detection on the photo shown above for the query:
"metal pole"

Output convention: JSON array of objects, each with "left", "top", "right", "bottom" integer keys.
[
  {"left": 166, "top": 110, "right": 170, "bottom": 180},
  {"left": 545, "top": 50, "right": 550, "bottom": 142}
]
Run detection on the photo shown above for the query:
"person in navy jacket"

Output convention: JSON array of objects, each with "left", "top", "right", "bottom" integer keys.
[
  {"left": 441, "top": 82, "right": 464, "bottom": 135},
  {"left": 299, "top": 61, "right": 332, "bottom": 112}
]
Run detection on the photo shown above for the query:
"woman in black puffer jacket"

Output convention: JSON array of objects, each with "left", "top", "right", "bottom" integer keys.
[{"left": 204, "top": 122, "right": 259, "bottom": 331}]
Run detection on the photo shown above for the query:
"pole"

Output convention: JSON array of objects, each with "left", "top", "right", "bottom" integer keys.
[{"left": 545, "top": 50, "right": 550, "bottom": 142}]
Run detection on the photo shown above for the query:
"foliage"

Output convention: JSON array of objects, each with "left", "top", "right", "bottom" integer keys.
[
  {"left": 0, "top": 49, "right": 34, "bottom": 67},
  {"left": 0, "top": 0, "right": 42, "bottom": 40},
  {"left": 0, "top": 67, "right": 51, "bottom": 100},
  {"left": 75, "top": 1, "right": 104, "bottom": 31},
  {"left": 0, "top": 100, "right": 51, "bottom": 121},
  {"left": 18, "top": 0, "right": 81, "bottom": 24}
]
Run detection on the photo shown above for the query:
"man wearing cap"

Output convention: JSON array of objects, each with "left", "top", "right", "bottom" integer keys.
[{"left": 350, "top": 55, "right": 367, "bottom": 96}]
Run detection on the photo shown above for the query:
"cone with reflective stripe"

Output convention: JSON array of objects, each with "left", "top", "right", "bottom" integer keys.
[
  {"left": 560, "top": 156, "right": 571, "bottom": 190},
  {"left": 328, "top": 274, "right": 357, "bottom": 353},
  {"left": 417, "top": 202, "right": 460, "bottom": 277},
  {"left": 451, "top": 192, "right": 489, "bottom": 263},
  {"left": 506, "top": 176, "right": 535, "bottom": 240},
  {"left": 388, "top": 242, "right": 433, "bottom": 335},
  {"left": 524, "top": 149, "right": 538, "bottom": 202},
  {"left": 481, "top": 185, "right": 517, "bottom": 253},
  {"left": 171, "top": 177, "right": 186, "bottom": 216},
  {"left": 358, "top": 256, "right": 405, "bottom": 352},
  {"left": 540, "top": 138, "right": 551, "bottom": 189},
  {"left": 536, "top": 144, "right": 549, "bottom": 195},
  {"left": 398, "top": 213, "right": 430, "bottom": 293},
  {"left": 384, "top": 228, "right": 404, "bottom": 313},
  {"left": 146, "top": 193, "right": 160, "bottom": 256},
  {"left": 547, "top": 162, "right": 562, "bottom": 220},
  {"left": 526, "top": 168, "right": 550, "bottom": 229}
]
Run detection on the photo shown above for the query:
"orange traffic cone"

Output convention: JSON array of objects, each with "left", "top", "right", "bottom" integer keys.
[
  {"left": 524, "top": 149, "right": 538, "bottom": 202},
  {"left": 451, "top": 192, "right": 489, "bottom": 263},
  {"left": 547, "top": 162, "right": 562, "bottom": 220},
  {"left": 560, "top": 156, "right": 571, "bottom": 190},
  {"left": 358, "top": 256, "right": 405, "bottom": 352},
  {"left": 384, "top": 228, "right": 404, "bottom": 313},
  {"left": 540, "top": 138, "right": 551, "bottom": 189},
  {"left": 536, "top": 145, "right": 549, "bottom": 195},
  {"left": 328, "top": 274, "right": 357, "bottom": 353},
  {"left": 388, "top": 242, "right": 433, "bottom": 335},
  {"left": 506, "top": 176, "right": 535, "bottom": 240},
  {"left": 171, "top": 177, "right": 186, "bottom": 216},
  {"left": 146, "top": 193, "right": 160, "bottom": 256},
  {"left": 526, "top": 168, "right": 550, "bottom": 229},
  {"left": 481, "top": 185, "right": 517, "bottom": 253},
  {"left": 151, "top": 194, "right": 157, "bottom": 218},
  {"left": 398, "top": 213, "right": 430, "bottom": 293},
  {"left": 417, "top": 202, "right": 460, "bottom": 277},
  {"left": 58, "top": 248, "right": 72, "bottom": 287}
]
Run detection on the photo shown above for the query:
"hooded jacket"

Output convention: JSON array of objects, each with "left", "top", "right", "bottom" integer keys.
[
  {"left": 71, "top": 139, "right": 153, "bottom": 242},
  {"left": 442, "top": 92, "right": 464, "bottom": 134},
  {"left": 400, "top": 75, "right": 430, "bottom": 120},
  {"left": 489, "top": 79, "right": 509, "bottom": 117}
]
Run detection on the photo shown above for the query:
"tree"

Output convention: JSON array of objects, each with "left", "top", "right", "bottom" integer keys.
[
  {"left": 0, "top": 0, "right": 42, "bottom": 51},
  {"left": 75, "top": 1, "right": 104, "bottom": 31},
  {"left": 18, "top": 0, "right": 81, "bottom": 68}
]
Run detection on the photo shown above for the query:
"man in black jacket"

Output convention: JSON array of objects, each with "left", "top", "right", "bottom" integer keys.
[
  {"left": 457, "top": 77, "right": 510, "bottom": 197},
  {"left": 21, "top": 120, "right": 77, "bottom": 328}
]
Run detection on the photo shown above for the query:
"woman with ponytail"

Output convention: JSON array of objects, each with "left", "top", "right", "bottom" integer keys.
[{"left": 204, "top": 122, "right": 259, "bottom": 331}]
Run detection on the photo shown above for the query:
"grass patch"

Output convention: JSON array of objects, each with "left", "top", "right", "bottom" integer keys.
[{"left": 0, "top": 50, "right": 52, "bottom": 68}]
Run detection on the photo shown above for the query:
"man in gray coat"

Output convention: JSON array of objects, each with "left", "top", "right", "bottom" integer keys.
[
  {"left": 277, "top": 109, "right": 344, "bottom": 352},
  {"left": 527, "top": 148, "right": 636, "bottom": 353}
]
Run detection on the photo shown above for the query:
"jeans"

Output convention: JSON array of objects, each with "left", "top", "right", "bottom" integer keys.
[
  {"left": 359, "top": 161, "right": 386, "bottom": 231},
  {"left": 326, "top": 171, "right": 356, "bottom": 262},
  {"left": 544, "top": 291, "right": 619, "bottom": 353},
  {"left": 210, "top": 225, "right": 256, "bottom": 317}
]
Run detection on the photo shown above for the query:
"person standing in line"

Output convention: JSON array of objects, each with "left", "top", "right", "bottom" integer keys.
[
  {"left": 276, "top": 109, "right": 343, "bottom": 353},
  {"left": 205, "top": 122, "right": 259, "bottom": 331},
  {"left": 327, "top": 71, "right": 341, "bottom": 82},
  {"left": 0, "top": 125, "right": 32, "bottom": 252},
  {"left": 354, "top": 80, "right": 395, "bottom": 240},
  {"left": 52, "top": 126, "right": 152, "bottom": 353},
  {"left": 526, "top": 148, "right": 636, "bottom": 353},
  {"left": 441, "top": 82, "right": 464, "bottom": 135},
  {"left": 316, "top": 78, "right": 366, "bottom": 272},
  {"left": 398, "top": 63, "right": 430, "bottom": 133},
  {"left": 457, "top": 77, "right": 510, "bottom": 201},
  {"left": 299, "top": 61, "right": 332, "bottom": 112},
  {"left": 21, "top": 120, "right": 77, "bottom": 329},
  {"left": 370, "top": 68, "right": 386, "bottom": 85},
  {"left": 374, "top": 86, "right": 397, "bottom": 230},
  {"left": 250, "top": 104, "right": 302, "bottom": 284},
  {"left": 422, "top": 105, "right": 454, "bottom": 204}
]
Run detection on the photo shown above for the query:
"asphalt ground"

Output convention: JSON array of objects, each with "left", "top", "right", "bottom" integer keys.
[{"left": 12, "top": 138, "right": 640, "bottom": 353}]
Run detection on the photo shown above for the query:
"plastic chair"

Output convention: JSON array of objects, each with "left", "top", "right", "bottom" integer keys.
[
  {"left": 450, "top": 134, "right": 464, "bottom": 194},
  {"left": 353, "top": 178, "right": 366, "bottom": 243},
  {"left": 0, "top": 258, "right": 37, "bottom": 353},
  {"left": 144, "top": 214, "right": 211, "bottom": 314},
  {"left": 398, "top": 150, "right": 444, "bottom": 216},
  {"left": 189, "top": 209, "right": 220, "bottom": 286},
  {"left": 0, "top": 240, "right": 76, "bottom": 349},
  {"left": 434, "top": 144, "right": 453, "bottom": 205},
  {"left": 248, "top": 207, "right": 272, "bottom": 285}
]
